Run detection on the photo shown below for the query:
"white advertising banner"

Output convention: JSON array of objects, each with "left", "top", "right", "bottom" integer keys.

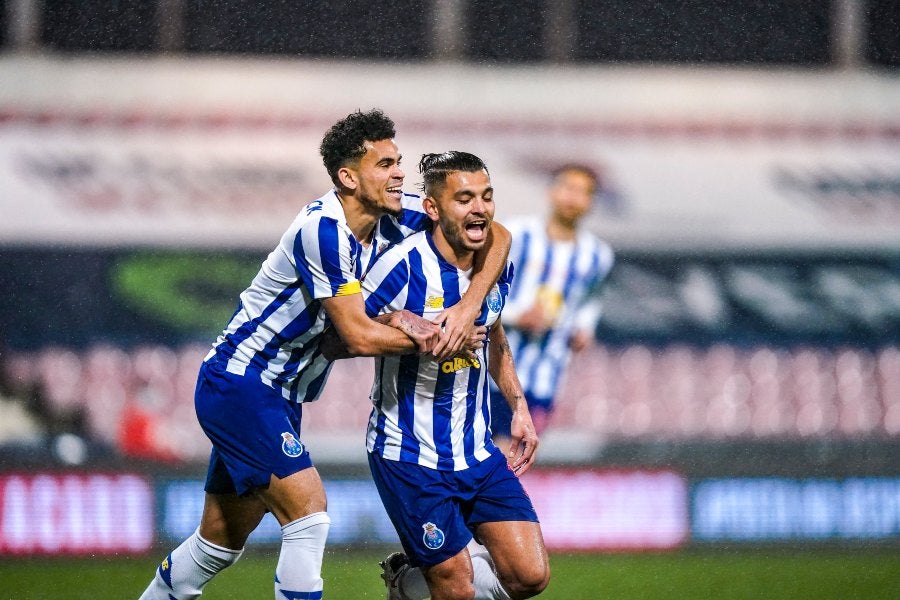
[
  {"left": 0, "top": 473, "right": 154, "bottom": 555},
  {"left": 1, "top": 113, "right": 898, "bottom": 250},
  {"left": 0, "top": 58, "right": 897, "bottom": 251},
  {"left": 523, "top": 469, "right": 689, "bottom": 550}
]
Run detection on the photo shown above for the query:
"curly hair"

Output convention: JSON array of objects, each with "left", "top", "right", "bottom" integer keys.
[
  {"left": 319, "top": 109, "right": 396, "bottom": 186},
  {"left": 418, "top": 151, "right": 488, "bottom": 197}
]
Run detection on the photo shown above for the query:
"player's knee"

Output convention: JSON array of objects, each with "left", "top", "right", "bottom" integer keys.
[
  {"left": 504, "top": 562, "right": 550, "bottom": 599},
  {"left": 425, "top": 570, "right": 475, "bottom": 600}
]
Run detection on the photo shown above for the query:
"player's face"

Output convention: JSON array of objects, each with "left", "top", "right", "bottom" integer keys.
[
  {"left": 353, "top": 139, "right": 405, "bottom": 217},
  {"left": 431, "top": 169, "right": 494, "bottom": 255},
  {"left": 548, "top": 169, "right": 595, "bottom": 226}
]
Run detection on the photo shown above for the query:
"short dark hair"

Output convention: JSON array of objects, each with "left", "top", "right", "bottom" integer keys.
[
  {"left": 418, "top": 151, "right": 488, "bottom": 196},
  {"left": 550, "top": 163, "right": 599, "bottom": 193},
  {"left": 319, "top": 109, "right": 396, "bottom": 185}
]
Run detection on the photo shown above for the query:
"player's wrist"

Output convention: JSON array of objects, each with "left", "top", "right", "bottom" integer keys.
[{"left": 510, "top": 392, "right": 528, "bottom": 410}]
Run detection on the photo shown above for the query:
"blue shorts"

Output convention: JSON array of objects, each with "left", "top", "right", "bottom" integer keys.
[
  {"left": 368, "top": 450, "right": 539, "bottom": 567},
  {"left": 489, "top": 389, "right": 551, "bottom": 437},
  {"left": 195, "top": 360, "right": 314, "bottom": 496}
]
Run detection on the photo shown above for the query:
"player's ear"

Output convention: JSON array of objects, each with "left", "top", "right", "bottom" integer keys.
[
  {"left": 422, "top": 196, "right": 440, "bottom": 222},
  {"left": 337, "top": 166, "right": 357, "bottom": 191}
]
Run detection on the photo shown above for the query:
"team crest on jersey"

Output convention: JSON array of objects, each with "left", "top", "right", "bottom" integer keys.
[
  {"left": 425, "top": 295, "right": 444, "bottom": 309},
  {"left": 281, "top": 432, "right": 304, "bottom": 458},
  {"left": 422, "top": 522, "right": 445, "bottom": 550},
  {"left": 486, "top": 287, "right": 503, "bottom": 313}
]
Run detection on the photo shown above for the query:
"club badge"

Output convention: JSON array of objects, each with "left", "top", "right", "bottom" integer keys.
[
  {"left": 422, "top": 522, "right": 445, "bottom": 550},
  {"left": 281, "top": 432, "right": 304, "bottom": 458}
]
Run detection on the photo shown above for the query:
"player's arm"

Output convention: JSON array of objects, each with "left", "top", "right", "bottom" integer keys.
[
  {"left": 433, "top": 220, "right": 512, "bottom": 361},
  {"left": 487, "top": 318, "right": 538, "bottom": 475},
  {"left": 570, "top": 243, "right": 615, "bottom": 351},
  {"left": 319, "top": 308, "right": 441, "bottom": 360},
  {"left": 320, "top": 293, "right": 439, "bottom": 357}
]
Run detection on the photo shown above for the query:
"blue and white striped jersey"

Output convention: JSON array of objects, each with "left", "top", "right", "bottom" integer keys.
[
  {"left": 205, "top": 190, "right": 428, "bottom": 403},
  {"left": 498, "top": 216, "right": 614, "bottom": 405},
  {"left": 362, "top": 231, "right": 514, "bottom": 471}
]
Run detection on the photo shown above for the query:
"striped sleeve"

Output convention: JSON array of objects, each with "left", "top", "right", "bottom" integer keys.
[
  {"left": 573, "top": 239, "right": 615, "bottom": 331},
  {"left": 292, "top": 216, "right": 360, "bottom": 299}
]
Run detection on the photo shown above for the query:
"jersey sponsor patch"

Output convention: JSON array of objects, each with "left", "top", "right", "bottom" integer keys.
[
  {"left": 422, "top": 522, "right": 445, "bottom": 550},
  {"left": 440, "top": 355, "right": 481, "bottom": 373},
  {"left": 281, "top": 432, "right": 305, "bottom": 457}
]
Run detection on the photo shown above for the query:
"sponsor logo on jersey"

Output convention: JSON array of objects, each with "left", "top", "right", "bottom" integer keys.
[
  {"left": 425, "top": 295, "right": 444, "bottom": 309},
  {"left": 422, "top": 522, "right": 445, "bottom": 550},
  {"left": 441, "top": 355, "right": 481, "bottom": 373},
  {"left": 281, "top": 432, "right": 305, "bottom": 458},
  {"left": 536, "top": 286, "right": 563, "bottom": 321}
]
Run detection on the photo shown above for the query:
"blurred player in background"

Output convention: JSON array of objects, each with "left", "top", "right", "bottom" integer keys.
[
  {"left": 324, "top": 151, "right": 549, "bottom": 600},
  {"left": 490, "top": 164, "right": 615, "bottom": 452},
  {"left": 139, "top": 111, "right": 511, "bottom": 600}
]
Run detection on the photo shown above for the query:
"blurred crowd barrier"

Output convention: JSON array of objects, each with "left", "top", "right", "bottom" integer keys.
[{"left": 2, "top": 342, "right": 897, "bottom": 465}]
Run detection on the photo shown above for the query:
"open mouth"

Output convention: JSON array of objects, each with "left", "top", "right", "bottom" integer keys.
[
  {"left": 465, "top": 219, "right": 488, "bottom": 241},
  {"left": 386, "top": 185, "right": 402, "bottom": 199}
]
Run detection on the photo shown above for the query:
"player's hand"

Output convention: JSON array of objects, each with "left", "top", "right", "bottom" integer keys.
[
  {"left": 569, "top": 330, "right": 593, "bottom": 353},
  {"left": 465, "top": 325, "right": 488, "bottom": 352},
  {"left": 393, "top": 310, "right": 442, "bottom": 354},
  {"left": 515, "top": 303, "right": 550, "bottom": 336},
  {"left": 432, "top": 301, "right": 480, "bottom": 362},
  {"left": 508, "top": 400, "right": 539, "bottom": 476}
]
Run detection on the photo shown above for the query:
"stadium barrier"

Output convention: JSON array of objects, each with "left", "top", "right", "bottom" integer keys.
[{"left": 2, "top": 470, "right": 899, "bottom": 557}]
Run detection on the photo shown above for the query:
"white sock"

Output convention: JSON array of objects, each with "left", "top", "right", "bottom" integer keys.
[
  {"left": 472, "top": 553, "right": 511, "bottom": 600},
  {"left": 273, "top": 512, "right": 331, "bottom": 600},
  {"left": 139, "top": 530, "right": 243, "bottom": 600},
  {"left": 466, "top": 538, "right": 490, "bottom": 560}
]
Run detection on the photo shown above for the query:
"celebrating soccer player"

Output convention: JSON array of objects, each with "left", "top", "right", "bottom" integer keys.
[
  {"left": 325, "top": 151, "right": 550, "bottom": 600},
  {"left": 490, "top": 163, "right": 615, "bottom": 452},
  {"left": 138, "top": 111, "right": 511, "bottom": 600}
]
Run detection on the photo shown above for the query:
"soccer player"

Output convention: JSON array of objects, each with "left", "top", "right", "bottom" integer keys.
[
  {"left": 325, "top": 151, "right": 549, "bottom": 600},
  {"left": 138, "top": 111, "right": 511, "bottom": 600},
  {"left": 489, "top": 164, "right": 614, "bottom": 450}
]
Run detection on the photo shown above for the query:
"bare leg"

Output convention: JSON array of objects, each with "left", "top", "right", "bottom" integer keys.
[
  {"left": 198, "top": 491, "right": 268, "bottom": 549},
  {"left": 421, "top": 550, "right": 476, "bottom": 600},
  {"left": 253, "top": 466, "right": 328, "bottom": 524},
  {"left": 475, "top": 521, "right": 549, "bottom": 599},
  {"left": 255, "top": 467, "right": 330, "bottom": 599}
]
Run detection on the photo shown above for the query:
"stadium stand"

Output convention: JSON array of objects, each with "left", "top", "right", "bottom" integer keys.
[{"left": 2, "top": 342, "right": 897, "bottom": 464}]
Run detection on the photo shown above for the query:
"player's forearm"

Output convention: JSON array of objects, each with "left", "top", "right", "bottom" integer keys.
[
  {"left": 464, "top": 221, "right": 511, "bottom": 312},
  {"left": 320, "top": 314, "right": 417, "bottom": 360},
  {"left": 341, "top": 320, "right": 419, "bottom": 356},
  {"left": 323, "top": 295, "right": 430, "bottom": 357},
  {"left": 487, "top": 323, "right": 526, "bottom": 411}
]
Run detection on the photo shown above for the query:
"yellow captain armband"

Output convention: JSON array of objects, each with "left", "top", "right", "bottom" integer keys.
[{"left": 335, "top": 280, "right": 362, "bottom": 296}]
